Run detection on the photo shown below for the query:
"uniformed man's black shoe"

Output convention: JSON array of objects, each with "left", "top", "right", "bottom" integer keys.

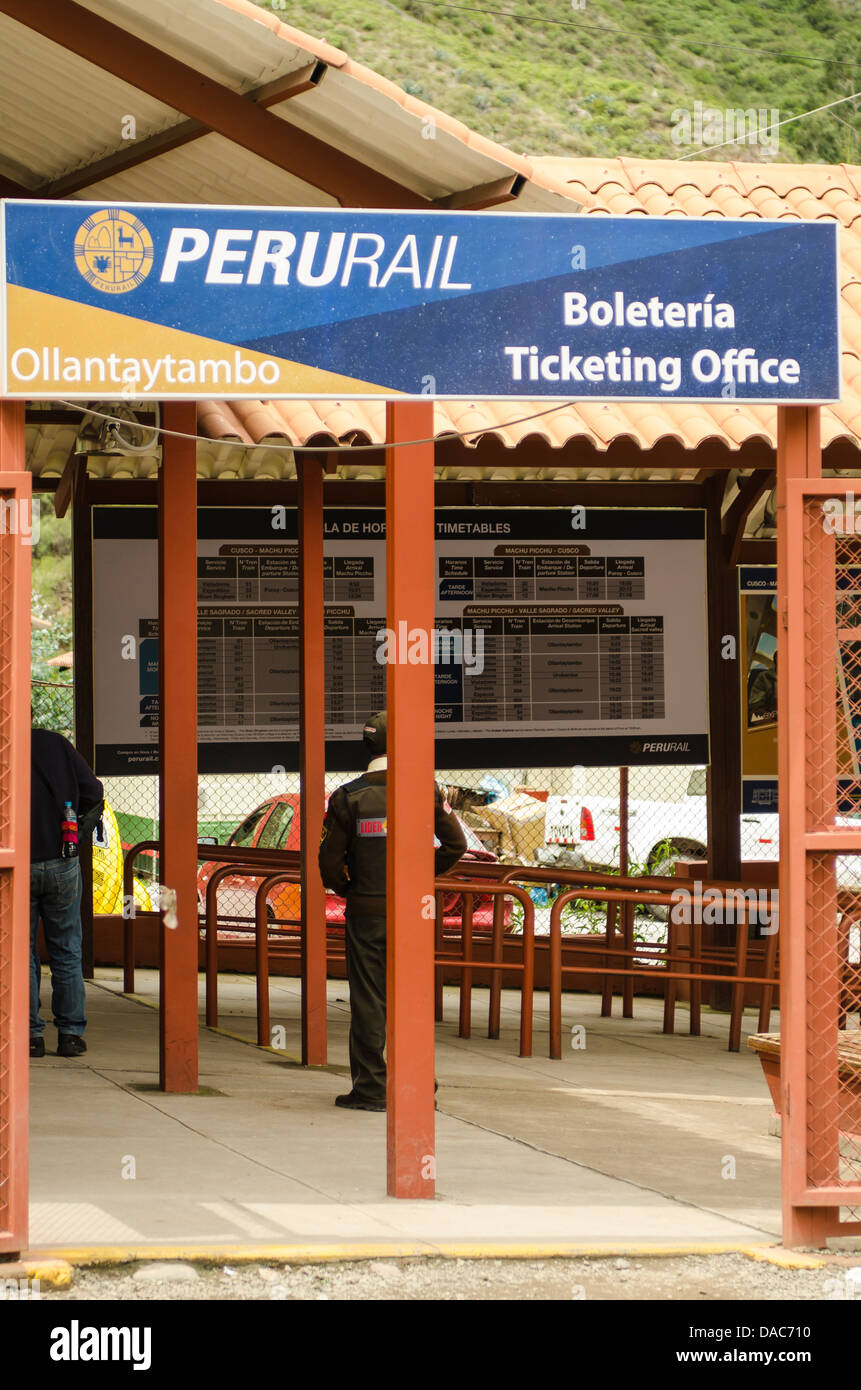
[
  {"left": 335, "top": 1091, "right": 385, "bottom": 1112},
  {"left": 57, "top": 1034, "right": 87, "bottom": 1058},
  {"left": 30, "top": 1036, "right": 45, "bottom": 1058}
]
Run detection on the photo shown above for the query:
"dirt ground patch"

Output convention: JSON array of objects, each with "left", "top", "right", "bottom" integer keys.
[{"left": 40, "top": 1253, "right": 861, "bottom": 1302}]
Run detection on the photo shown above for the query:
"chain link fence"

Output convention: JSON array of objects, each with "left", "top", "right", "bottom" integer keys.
[
  {"left": 822, "top": 527, "right": 861, "bottom": 1220},
  {"left": 89, "top": 756, "right": 716, "bottom": 942},
  {"left": 438, "top": 761, "right": 714, "bottom": 943}
]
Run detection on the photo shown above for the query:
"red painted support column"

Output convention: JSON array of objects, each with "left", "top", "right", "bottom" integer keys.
[
  {"left": 385, "top": 400, "right": 436, "bottom": 1199},
  {"left": 298, "top": 457, "right": 327, "bottom": 1065},
  {"left": 0, "top": 402, "right": 30, "bottom": 1256},
  {"left": 776, "top": 405, "right": 836, "bottom": 1246},
  {"left": 158, "top": 401, "right": 199, "bottom": 1093}
]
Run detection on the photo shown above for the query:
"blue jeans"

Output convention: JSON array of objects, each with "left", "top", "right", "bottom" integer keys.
[{"left": 30, "top": 858, "right": 87, "bottom": 1037}]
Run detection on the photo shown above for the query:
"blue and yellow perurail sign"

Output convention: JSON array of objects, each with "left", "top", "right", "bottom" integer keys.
[{"left": 0, "top": 200, "right": 840, "bottom": 403}]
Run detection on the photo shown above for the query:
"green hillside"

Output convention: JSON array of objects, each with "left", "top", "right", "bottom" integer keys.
[{"left": 258, "top": 0, "right": 860, "bottom": 163}]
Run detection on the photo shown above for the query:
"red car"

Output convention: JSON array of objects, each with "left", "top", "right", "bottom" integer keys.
[{"left": 198, "top": 792, "right": 501, "bottom": 936}]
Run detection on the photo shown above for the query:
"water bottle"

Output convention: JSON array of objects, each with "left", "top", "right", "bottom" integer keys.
[{"left": 61, "top": 801, "right": 78, "bottom": 859}]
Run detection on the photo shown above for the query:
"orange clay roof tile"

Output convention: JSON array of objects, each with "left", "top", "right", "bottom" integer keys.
[
  {"left": 270, "top": 400, "right": 336, "bottom": 443},
  {"left": 711, "top": 186, "right": 760, "bottom": 217},
  {"left": 786, "top": 188, "right": 834, "bottom": 220},
  {"left": 554, "top": 180, "right": 593, "bottom": 206},
  {"left": 638, "top": 187, "right": 680, "bottom": 215},
  {"left": 745, "top": 186, "right": 792, "bottom": 218},
  {"left": 842, "top": 303, "right": 861, "bottom": 353},
  {"left": 821, "top": 187, "right": 859, "bottom": 219},
  {"left": 671, "top": 188, "right": 721, "bottom": 218},
  {"left": 844, "top": 314, "right": 861, "bottom": 354},
  {"left": 318, "top": 402, "right": 375, "bottom": 438},
  {"left": 596, "top": 187, "right": 643, "bottom": 214},
  {"left": 622, "top": 161, "right": 731, "bottom": 197},
  {"left": 229, "top": 401, "right": 289, "bottom": 439},
  {"left": 842, "top": 243, "right": 861, "bottom": 278},
  {"left": 196, "top": 400, "right": 251, "bottom": 444},
  {"left": 718, "top": 406, "right": 771, "bottom": 447},
  {"left": 842, "top": 356, "right": 861, "bottom": 413}
]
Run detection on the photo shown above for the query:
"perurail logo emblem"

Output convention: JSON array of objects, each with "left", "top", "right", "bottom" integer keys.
[{"left": 73, "top": 208, "right": 154, "bottom": 294}]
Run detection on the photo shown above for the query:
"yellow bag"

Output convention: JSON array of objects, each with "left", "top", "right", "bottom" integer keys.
[
  {"left": 91, "top": 802, "right": 123, "bottom": 914},
  {"left": 92, "top": 803, "right": 155, "bottom": 914}
]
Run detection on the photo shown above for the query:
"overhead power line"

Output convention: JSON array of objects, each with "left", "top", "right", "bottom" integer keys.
[
  {"left": 58, "top": 399, "right": 584, "bottom": 453},
  {"left": 674, "top": 86, "right": 861, "bottom": 159}
]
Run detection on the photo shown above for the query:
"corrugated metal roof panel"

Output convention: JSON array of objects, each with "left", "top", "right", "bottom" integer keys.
[
  {"left": 80, "top": 132, "right": 338, "bottom": 208},
  {"left": 0, "top": 0, "right": 577, "bottom": 212},
  {"left": 0, "top": 13, "right": 181, "bottom": 187},
  {"left": 77, "top": 0, "right": 325, "bottom": 89},
  {"left": 274, "top": 72, "right": 531, "bottom": 204}
]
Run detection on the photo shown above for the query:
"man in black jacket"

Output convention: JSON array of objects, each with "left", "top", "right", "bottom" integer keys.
[
  {"left": 319, "top": 710, "right": 466, "bottom": 1110},
  {"left": 30, "top": 727, "right": 104, "bottom": 1058}
]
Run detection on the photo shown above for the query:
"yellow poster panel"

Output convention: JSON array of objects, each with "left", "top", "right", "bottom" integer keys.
[{"left": 739, "top": 563, "right": 861, "bottom": 813}]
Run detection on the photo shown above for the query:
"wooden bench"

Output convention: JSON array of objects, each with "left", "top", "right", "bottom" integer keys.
[{"left": 748, "top": 1030, "right": 861, "bottom": 1136}]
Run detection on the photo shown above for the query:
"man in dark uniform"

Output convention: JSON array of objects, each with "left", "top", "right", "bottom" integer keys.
[
  {"left": 318, "top": 710, "right": 466, "bottom": 1111},
  {"left": 30, "top": 726, "right": 104, "bottom": 1058}
]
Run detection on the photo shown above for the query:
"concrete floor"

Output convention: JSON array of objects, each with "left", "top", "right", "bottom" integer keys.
[{"left": 26, "top": 967, "right": 782, "bottom": 1252}]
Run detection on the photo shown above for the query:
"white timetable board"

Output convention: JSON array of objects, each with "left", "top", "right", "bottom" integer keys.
[{"left": 92, "top": 508, "right": 708, "bottom": 774}]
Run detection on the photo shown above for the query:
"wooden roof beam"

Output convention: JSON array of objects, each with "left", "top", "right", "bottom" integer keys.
[
  {"left": 0, "top": 0, "right": 425, "bottom": 207},
  {"left": 52, "top": 447, "right": 82, "bottom": 519},
  {"left": 0, "top": 174, "right": 31, "bottom": 196},
  {"left": 38, "top": 63, "right": 329, "bottom": 200},
  {"left": 722, "top": 468, "right": 775, "bottom": 565},
  {"left": 434, "top": 174, "right": 526, "bottom": 210}
]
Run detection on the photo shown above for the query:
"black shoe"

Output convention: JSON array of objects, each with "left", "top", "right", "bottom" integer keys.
[
  {"left": 57, "top": 1034, "right": 87, "bottom": 1058},
  {"left": 30, "top": 1036, "right": 45, "bottom": 1059},
  {"left": 335, "top": 1091, "right": 385, "bottom": 1112}
]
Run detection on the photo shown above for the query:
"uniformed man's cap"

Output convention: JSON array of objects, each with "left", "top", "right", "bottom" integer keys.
[{"left": 362, "top": 710, "right": 387, "bottom": 757}]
